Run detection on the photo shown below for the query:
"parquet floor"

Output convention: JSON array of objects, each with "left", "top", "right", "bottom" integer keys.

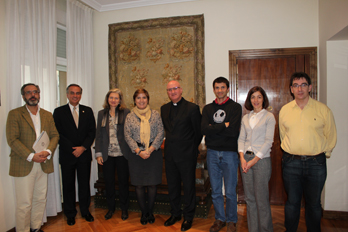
[{"left": 41, "top": 198, "right": 348, "bottom": 232}]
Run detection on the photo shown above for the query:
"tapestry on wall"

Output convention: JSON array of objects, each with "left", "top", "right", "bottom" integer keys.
[{"left": 108, "top": 14, "right": 205, "bottom": 112}]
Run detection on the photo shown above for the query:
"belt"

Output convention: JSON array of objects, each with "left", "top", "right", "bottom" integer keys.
[
  {"left": 286, "top": 152, "right": 325, "bottom": 160},
  {"left": 246, "top": 151, "right": 254, "bottom": 155}
]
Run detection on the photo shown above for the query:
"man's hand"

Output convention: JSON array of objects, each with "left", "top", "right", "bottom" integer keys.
[
  {"left": 32, "top": 151, "right": 49, "bottom": 163},
  {"left": 72, "top": 146, "right": 86, "bottom": 158}
]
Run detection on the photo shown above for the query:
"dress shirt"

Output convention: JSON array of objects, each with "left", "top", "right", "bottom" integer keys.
[
  {"left": 26, "top": 105, "right": 52, "bottom": 161},
  {"left": 279, "top": 97, "right": 337, "bottom": 157},
  {"left": 69, "top": 103, "right": 79, "bottom": 117}
]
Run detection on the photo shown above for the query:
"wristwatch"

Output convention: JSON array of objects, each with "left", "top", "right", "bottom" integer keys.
[{"left": 136, "top": 150, "right": 141, "bottom": 156}]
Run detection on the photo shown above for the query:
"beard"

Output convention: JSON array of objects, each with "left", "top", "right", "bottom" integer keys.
[{"left": 24, "top": 96, "right": 40, "bottom": 106}]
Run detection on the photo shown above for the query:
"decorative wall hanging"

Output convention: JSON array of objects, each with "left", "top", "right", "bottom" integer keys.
[{"left": 108, "top": 14, "right": 205, "bottom": 112}]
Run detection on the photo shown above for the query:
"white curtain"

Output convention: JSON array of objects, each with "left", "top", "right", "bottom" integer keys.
[
  {"left": 6, "top": 0, "right": 62, "bottom": 223},
  {"left": 67, "top": 0, "right": 97, "bottom": 196}
]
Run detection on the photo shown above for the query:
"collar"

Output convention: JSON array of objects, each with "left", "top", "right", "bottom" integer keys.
[
  {"left": 25, "top": 105, "right": 40, "bottom": 116},
  {"left": 69, "top": 103, "right": 79, "bottom": 111},
  {"left": 290, "top": 97, "right": 313, "bottom": 109},
  {"left": 172, "top": 97, "right": 183, "bottom": 106},
  {"left": 250, "top": 108, "right": 265, "bottom": 116},
  {"left": 214, "top": 97, "right": 230, "bottom": 105}
]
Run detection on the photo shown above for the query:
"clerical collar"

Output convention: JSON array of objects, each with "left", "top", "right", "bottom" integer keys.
[
  {"left": 172, "top": 98, "right": 183, "bottom": 106},
  {"left": 215, "top": 97, "right": 230, "bottom": 105}
]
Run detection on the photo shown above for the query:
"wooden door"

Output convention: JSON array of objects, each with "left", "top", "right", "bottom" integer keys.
[{"left": 229, "top": 47, "right": 317, "bottom": 205}]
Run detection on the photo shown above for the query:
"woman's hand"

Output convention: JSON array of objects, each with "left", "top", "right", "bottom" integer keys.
[
  {"left": 139, "top": 150, "right": 150, "bottom": 160},
  {"left": 96, "top": 157, "right": 103, "bottom": 165},
  {"left": 148, "top": 145, "right": 156, "bottom": 154},
  {"left": 244, "top": 157, "right": 260, "bottom": 173},
  {"left": 239, "top": 152, "right": 247, "bottom": 173}
]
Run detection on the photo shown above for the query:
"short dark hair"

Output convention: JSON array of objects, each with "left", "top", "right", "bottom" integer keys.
[
  {"left": 290, "top": 72, "right": 311, "bottom": 87},
  {"left": 213, "top": 77, "right": 229, "bottom": 89},
  {"left": 21, "top": 83, "right": 40, "bottom": 95},
  {"left": 66, "top": 84, "right": 83, "bottom": 94},
  {"left": 244, "top": 86, "right": 269, "bottom": 111},
  {"left": 133, "top": 88, "right": 150, "bottom": 105}
]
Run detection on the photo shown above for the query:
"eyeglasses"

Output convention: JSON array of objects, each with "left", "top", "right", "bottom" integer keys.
[
  {"left": 69, "top": 91, "right": 82, "bottom": 96},
  {"left": 24, "top": 90, "right": 40, "bottom": 95},
  {"left": 292, "top": 83, "right": 309, "bottom": 88},
  {"left": 167, "top": 87, "right": 181, "bottom": 92}
]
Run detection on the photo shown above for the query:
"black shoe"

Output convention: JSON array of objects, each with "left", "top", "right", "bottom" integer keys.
[
  {"left": 83, "top": 213, "right": 94, "bottom": 222},
  {"left": 31, "top": 229, "right": 44, "bottom": 232},
  {"left": 148, "top": 214, "right": 155, "bottom": 224},
  {"left": 164, "top": 215, "right": 182, "bottom": 226},
  {"left": 121, "top": 210, "right": 128, "bottom": 220},
  {"left": 140, "top": 213, "right": 148, "bottom": 225},
  {"left": 181, "top": 220, "right": 193, "bottom": 231},
  {"left": 104, "top": 210, "right": 114, "bottom": 220},
  {"left": 67, "top": 217, "right": 75, "bottom": 226}
]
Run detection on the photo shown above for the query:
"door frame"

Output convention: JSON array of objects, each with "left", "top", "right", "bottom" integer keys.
[{"left": 229, "top": 47, "right": 317, "bottom": 101}]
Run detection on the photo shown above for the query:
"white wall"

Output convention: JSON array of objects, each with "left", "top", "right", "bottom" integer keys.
[
  {"left": 325, "top": 39, "right": 348, "bottom": 211},
  {"left": 93, "top": 0, "right": 319, "bottom": 108},
  {"left": 319, "top": 0, "right": 348, "bottom": 212},
  {"left": 0, "top": 0, "right": 16, "bottom": 231},
  {"left": 319, "top": 0, "right": 348, "bottom": 104}
]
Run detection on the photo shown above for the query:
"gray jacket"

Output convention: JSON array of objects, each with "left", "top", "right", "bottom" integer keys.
[
  {"left": 95, "top": 107, "right": 132, "bottom": 162},
  {"left": 238, "top": 110, "right": 276, "bottom": 159}
]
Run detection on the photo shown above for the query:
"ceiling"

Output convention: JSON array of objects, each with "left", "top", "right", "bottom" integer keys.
[{"left": 80, "top": 0, "right": 198, "bottom": 12}]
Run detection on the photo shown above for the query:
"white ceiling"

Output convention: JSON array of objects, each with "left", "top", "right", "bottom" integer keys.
[{"left": 80, "top": 0, "right": 198, "bottom": 12}]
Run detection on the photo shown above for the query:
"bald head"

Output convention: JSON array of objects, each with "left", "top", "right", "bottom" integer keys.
[{"left": 166, "top": 81, "right": 182, "bottom": 103}]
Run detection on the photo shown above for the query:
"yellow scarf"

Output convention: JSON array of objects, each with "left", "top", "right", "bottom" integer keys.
[{"left": 132, "top": 105, "right": 151, "bottom": 151}]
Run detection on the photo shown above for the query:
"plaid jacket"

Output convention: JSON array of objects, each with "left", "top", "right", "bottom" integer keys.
[{"left": 6, "top": 105, "right": 59, "bottom": 177}]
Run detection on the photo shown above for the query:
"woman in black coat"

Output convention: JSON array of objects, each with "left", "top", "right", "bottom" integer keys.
[{"left": 95, "top": 88, "right": 132, "bottom": 220}]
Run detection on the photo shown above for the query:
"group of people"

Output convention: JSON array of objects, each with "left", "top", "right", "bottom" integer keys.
[{"left": 6, "top": 71, "right": 336, "bottom": 232}]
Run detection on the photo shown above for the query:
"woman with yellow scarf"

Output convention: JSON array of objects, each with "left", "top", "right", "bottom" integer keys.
[{"left": 124, "top": 88, "right": 164, "bottom": 225}]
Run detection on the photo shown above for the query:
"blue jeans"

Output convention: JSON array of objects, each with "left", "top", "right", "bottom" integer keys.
[
  {"left": 282, "top": 152, "right": 327, "bottom": 232},
  {"left": 207, "top": 149, "right": 239, "bottom": 223}
]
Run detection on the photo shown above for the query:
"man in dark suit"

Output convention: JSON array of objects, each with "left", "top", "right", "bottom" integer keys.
[
  {"left": 161, "top": 80, "right": 202, "bottom": 231},
  {"left": 6, "top": 83, "right": 59, "bottom": 232},
  {"left": 53, "top": 84, "right": 96, "bottom": 226}
]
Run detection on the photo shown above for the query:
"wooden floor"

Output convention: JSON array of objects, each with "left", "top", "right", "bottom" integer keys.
[{"left": 41, "top": 198, "right": 348, "bottom": 232}]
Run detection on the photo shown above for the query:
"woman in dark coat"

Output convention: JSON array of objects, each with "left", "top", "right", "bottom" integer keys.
[
  {"left": 124, "top": 88, "right": 164, "bottom": 225},
  {"left": 95, "top": 88, "right": 132, "bottom": 220}
]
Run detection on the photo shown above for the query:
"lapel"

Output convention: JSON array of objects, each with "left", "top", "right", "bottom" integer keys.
[
  {"left": 39, "top": 108, "right": 46, "bottom": 131},
  {"left": 64, "top": 104, "right": 77, "bottom": 129},
  {"left": 21, "top": 106, "right": 35, "bottom": 132},
  {"left": 78, "top": 105, "right": 84, "bottom": 128},
  {"left": 163, "top": 103, "right": 173, "bottom": 132},
  {"left": 248, "top": 109, "right": 267, "bottom": 130}
]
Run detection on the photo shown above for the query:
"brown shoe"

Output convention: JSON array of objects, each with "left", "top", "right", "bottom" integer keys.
[
  {"left": 226, "top": 222, "right": 236, "bottom": 232},
  {"left": 210, "top": 220, "right": 226, "bottom": 232}
]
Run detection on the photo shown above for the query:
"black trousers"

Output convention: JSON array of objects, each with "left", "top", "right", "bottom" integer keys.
[
  {"left": 103, "top": 156, "right": 129, "bottom": 211},
  {"left": 61, "top": 160, "right": 91, "bottom": 218},
  {"left": 165, "top": 157, "right": 197, "bottom": 221}
]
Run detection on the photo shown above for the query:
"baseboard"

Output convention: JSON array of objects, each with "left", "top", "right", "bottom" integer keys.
[
  {"left": 323, "top": 209, "right": 348, "bottom": 220},
  {"left": 95, "top": 192, "right": 212, "bottom": 218}
]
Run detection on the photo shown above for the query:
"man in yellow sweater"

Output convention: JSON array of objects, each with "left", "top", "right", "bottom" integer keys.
[{"left": 279, "top": 72, "right": 337, "bottom": 232}]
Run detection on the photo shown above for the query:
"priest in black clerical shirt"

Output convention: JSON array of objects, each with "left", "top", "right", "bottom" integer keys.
[{"left": 161, "top": 80, "right": 202, "bottom": 231}]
